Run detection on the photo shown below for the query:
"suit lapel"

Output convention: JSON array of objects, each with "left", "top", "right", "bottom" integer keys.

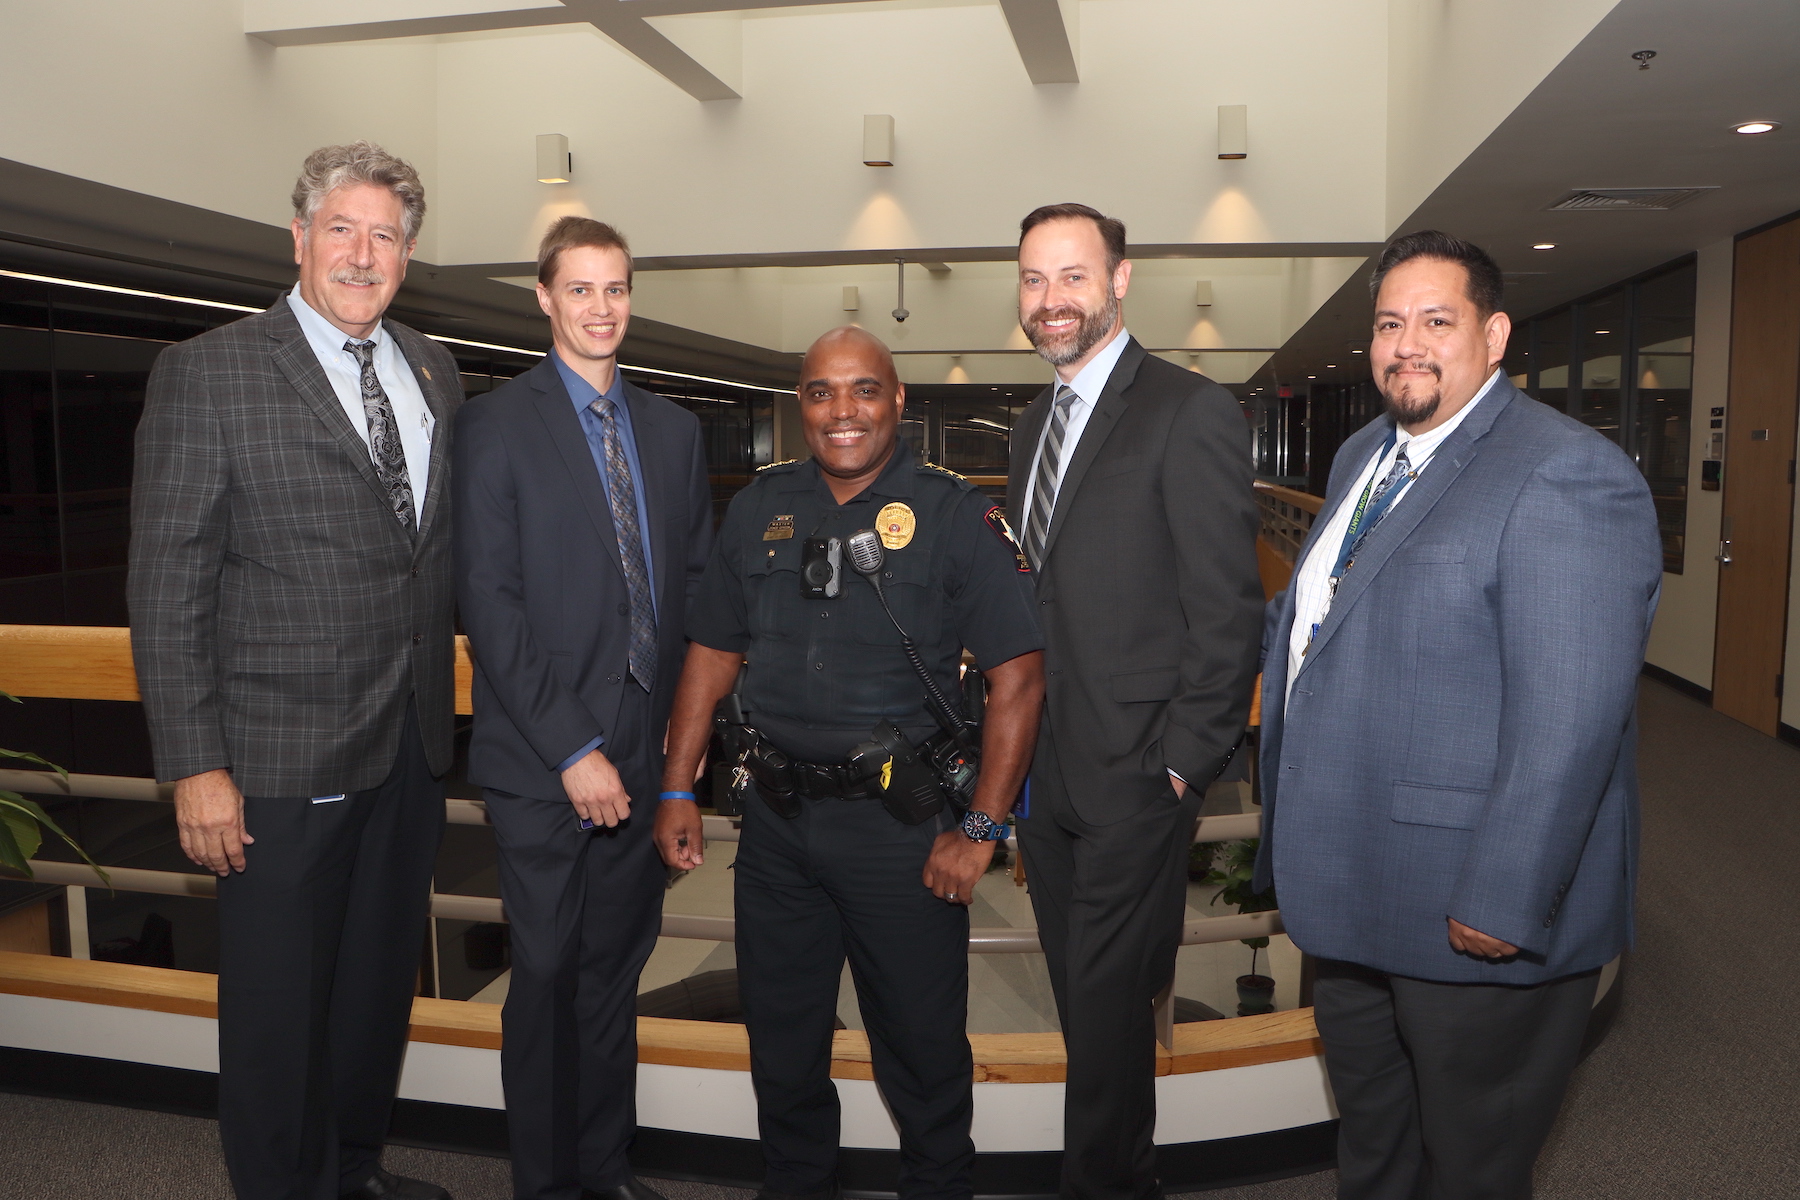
[
  {"left": 1007, "top": 389, "right": 1052, "bottom": 530},
  {"left": 1039, "top": 338, "right": 1146, "bottom": 565},
  {"left": 390, "top": 323, "right": 451, "bottom": 544},
  {"left": 1296, "top": 382, "right": 1517, "bottom": 677},
  {"left": 266, "top": 304, "right": 398, "bottom": 521},
  {"left": 622, "top": 380, "right": 674, "bottom": 609},
  {"left": 531, "top": 361, "right": 627, "bottom": 590}
]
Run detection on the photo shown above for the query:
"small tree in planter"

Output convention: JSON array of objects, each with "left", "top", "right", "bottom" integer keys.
[
  {"left": 0, "top": 691, "right": 108, "bottom": 884},
  {"left": 1203, "top": 838, "right": 1278, "bottom": 1015}
]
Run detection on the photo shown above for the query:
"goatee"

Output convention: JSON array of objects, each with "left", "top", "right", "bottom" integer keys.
[{"left": 1380, "top": 361, "right": 1442, "bottom": 427}]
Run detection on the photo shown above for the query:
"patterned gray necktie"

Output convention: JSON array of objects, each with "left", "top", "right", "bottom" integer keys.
[
  {"left": 1022, "top": 384, "right": 1078, "bottom": 570},
  {"left": 590, "top": 395, "right": 657, "bottom": 691},
  {"left": 344, "top": 340, "right": 415, "bottom": 535}
]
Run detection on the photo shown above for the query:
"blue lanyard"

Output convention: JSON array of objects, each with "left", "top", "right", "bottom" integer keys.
[{"left": 1328, "top": 428, "right": 1411, "bottom": 584}]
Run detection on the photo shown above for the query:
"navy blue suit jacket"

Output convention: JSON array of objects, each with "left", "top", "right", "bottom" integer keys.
[
  {"left": 1256, "top": 380, "right": 1662, "bottom": 984},
  {"left": 453, "top": 356, "right": 712, "bottom": 802}
]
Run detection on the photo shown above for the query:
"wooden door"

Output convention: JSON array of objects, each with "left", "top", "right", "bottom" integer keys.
[{"left": 1714, "top": 216, "right": 1800, "bottom": 734}]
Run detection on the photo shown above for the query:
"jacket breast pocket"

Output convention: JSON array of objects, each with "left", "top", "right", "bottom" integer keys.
[
  {"left": 228, "top": 641, "right": 338, "bottom": 676},
  {"left": 1111, "top": 665, "right": 1178, "bottom": 703},
  {"left": 1088, "top": 454, "right": 1149, "bottom": 482},
  {"left": 1391, "top": 781, "right": 1486, "bottom": 830},
  {"left": 853, "top": 548, "right": 941, "bottom": 647}
]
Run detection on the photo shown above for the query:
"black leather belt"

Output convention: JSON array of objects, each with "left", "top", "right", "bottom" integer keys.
[{"left": 746, "top": 741, "right": 878, "bottom": 801}]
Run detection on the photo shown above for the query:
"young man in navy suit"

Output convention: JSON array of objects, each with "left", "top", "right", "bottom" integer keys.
[{"left": 454, "top": 217, "right": 712, "bottom": 1200}]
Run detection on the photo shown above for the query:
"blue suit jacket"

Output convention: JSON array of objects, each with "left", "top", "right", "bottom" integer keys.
[
  {"left": 453, "top": 357, "right": 713, "bottom": 802},
  {"left": 1255, "top": 380, "right": 1662, "bottom": 984}
]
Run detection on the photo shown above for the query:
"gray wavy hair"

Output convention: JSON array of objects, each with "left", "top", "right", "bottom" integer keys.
[{"left": 291, "top": 141, "right": 427, "bottom": 244}]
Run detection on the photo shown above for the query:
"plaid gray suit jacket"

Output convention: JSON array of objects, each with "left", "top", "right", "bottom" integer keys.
[{"left": 128, "top": 299, "right": 464, "bottom": 797}]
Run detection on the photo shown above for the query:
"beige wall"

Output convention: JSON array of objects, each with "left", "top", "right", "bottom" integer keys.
[
  {"left": 1383, "top": 0, "right": 1621, "bottom": 229},
  {"left": 1644, "top": 237, "right": 1731, "bottom": 690}
]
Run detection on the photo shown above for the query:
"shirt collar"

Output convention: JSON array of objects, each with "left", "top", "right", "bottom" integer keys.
[
  {"left": 1060, "top": 327, "right": 1132, "bottom": 408},
  {"left": 791, "top": 439, "right": 918, "bottom": 500},
  {"left": 552, "top": 349, "right": 627, "bottom": 413},
  {"left": 287, "top": 285, "right": 389, "bottom": 353},
  {"left": 1394, "top": 367, "right": 1500, "bottom": 458}
]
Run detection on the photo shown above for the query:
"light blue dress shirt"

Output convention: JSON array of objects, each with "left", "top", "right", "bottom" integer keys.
[
  {"left": 285, "top": 287, "right": 434, "bottom": 524},
  {"left": 552, "top": 351, "right": 659, "bottom": 770}
]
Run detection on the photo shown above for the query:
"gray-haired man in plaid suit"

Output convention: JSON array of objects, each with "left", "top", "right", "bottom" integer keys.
[{"left": 128, "top": 143, "right": 462, "bottom": 1200}]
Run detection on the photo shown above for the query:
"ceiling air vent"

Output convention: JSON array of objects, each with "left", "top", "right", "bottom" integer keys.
[{"left": 1545, "top": 187, "right": 1717, "bottom": 212}]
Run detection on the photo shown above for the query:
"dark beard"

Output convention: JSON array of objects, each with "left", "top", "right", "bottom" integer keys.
[
  {"left": 1023, "top": 291, "right": 1120, "bottom": 367},
  {"left": 1380, "top": 361, "right": 1442, "bottom": 426}
]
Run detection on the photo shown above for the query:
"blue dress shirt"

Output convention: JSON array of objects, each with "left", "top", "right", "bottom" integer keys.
[{"left": 552, "top": 351, "right": 659, "bottom": 771}]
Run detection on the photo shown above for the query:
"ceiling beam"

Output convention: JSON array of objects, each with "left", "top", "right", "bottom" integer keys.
[
  {"left": 998, "top": 0, "right": 1079, "bottom": 85},
  {"left": 245, "top": 0, "right": 740, "bottom": 102}
]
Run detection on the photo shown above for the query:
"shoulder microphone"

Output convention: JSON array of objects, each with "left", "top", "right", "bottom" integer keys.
[{"left": 846, "top": 528, "right": 885, "bottom": 578}]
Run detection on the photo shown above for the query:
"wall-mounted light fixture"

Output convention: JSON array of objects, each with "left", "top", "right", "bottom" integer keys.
[
  {"left": 1217, "top": 105, "right": 1247, "bottom": 159},
  {"left": 842, "top": 286, "right": 860, "bottom": 312},
  {"left": 536, "top": 133, "right": 572, "bottom": 183},
  {"left": 1194, "top": 280, "right": 1214, "bottom": 306},
  {"left": 863, "top": 115, "right": 895, "bottom": 166}
]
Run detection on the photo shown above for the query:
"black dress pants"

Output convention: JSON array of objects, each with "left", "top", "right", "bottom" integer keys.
[
  {"left": 735, "top": 788, "right": 974, "bottom": 1200},
  {"left": 216, "top": 699, "right": 445, "bottom": 1200},
  {"left": 485, "top": 682, "right": 666, "bottom": 1200},
  {"left": 1016, "top": 734, "right": 1202, "bottom": 1200},
  {"left": 1313, "top": 958, "right": 1600, "bottom": 1200}
]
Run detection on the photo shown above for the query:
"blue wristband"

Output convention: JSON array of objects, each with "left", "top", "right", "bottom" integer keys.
[{"left": 659, "top": 790, "right": 698, "bottom": 801}]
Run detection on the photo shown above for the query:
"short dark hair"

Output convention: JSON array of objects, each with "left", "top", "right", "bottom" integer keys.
[
  {"left": 1369, "top": 229, "right": 1503, "bottom": 317},
  {"left": 1019, "top": 203, "right": 1128, "bottom": 276},
  {"left": 538, "top": 216, "right": 633, "bottom": 288}
]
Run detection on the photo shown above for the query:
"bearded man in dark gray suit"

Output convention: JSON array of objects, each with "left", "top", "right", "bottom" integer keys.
[
  {"left": 1005, "top": 204, "right": 1263, "bottom": 1200},
  {"left": 129, "top": 142, "right": 461, "bottom": 1200}
]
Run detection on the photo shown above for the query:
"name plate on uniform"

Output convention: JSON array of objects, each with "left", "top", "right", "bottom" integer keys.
[{"left": 763, "top": 515, "right": 795, "bottom": 541}]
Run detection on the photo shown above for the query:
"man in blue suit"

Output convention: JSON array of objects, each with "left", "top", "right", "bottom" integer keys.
[
  {"left": 1257, "top": 230, "right": 1662, "bottom": 1198},
  {"left": 455, "top": 217, "right": 712, "bottom": 1200}
]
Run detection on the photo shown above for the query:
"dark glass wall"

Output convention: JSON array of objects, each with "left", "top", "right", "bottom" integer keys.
[{"left": 1514, "top": 257, "right": 1694, "bottom": 573}]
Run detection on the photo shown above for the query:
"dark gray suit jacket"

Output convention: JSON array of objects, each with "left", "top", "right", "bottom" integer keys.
[
  {"left": 1256, "top": 381, "right": 1662, "bottom": 983},
  {"left": 129, "top": 300, "right": 463, "bottom": 797},
  {"left": 452, "top": 357, "right": 712, "bottom": 802},
  {"left": 1006, "top": 338, "right": 1263, "bottom": 823}
]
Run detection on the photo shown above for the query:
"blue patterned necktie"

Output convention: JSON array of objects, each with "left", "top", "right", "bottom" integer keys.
[
  {"left": 345, "top": 340, "right": 415, "bottom": 535},
  {"left": 1023, "top": 384, "right": 1077, "bottom": 569},
  {"left": 590, "top": 395, "right": 657, "bottom": 690}
]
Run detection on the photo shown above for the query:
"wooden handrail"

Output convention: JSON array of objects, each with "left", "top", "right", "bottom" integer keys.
[
  {"left": 0, "top": 951, "right": 1320, "bottom": 1081},
  {"left": 0, "top": 625, "right": 476, "bottom": 716},
  {"left": 1253, "top": 480, "right": 1324, "bottom": 515}
]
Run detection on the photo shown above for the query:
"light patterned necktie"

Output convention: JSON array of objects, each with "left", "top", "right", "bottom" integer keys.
[
  {"left": 1023, "top": 384, "right": 1078, "bottom": 570},
  {"left": 344, "top": 340, "right": 415, "bottom": 536},
  {"left": 590, "top": 395, "right": 657, "bottom": 690}
]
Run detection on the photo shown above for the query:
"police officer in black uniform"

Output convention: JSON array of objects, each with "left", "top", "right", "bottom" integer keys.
[{"left": 655, "top": 327, "right": 1045, "bottom": 1200}]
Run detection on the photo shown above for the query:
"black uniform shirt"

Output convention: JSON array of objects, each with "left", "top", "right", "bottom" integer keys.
[{"left": 689, "top": 442, "right": 1043, "bottom": 763}]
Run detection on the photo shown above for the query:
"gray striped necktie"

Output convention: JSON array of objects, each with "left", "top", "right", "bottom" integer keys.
[
  {"left": 1023, "top": 384, "right": 1077, "bottom": 569},
  {"left": 590, "top": 395, "right": 657, "bottom": 691},
  {"left": 344, "top": 340, "right": 415, "bottom": 535}
]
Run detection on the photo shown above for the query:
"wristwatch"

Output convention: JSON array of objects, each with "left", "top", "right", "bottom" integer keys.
[{"left": 961, "top": 810, "right": 1007, "bottom": 843}]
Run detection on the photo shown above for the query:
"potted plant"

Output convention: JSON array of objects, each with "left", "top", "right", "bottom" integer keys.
[
  {"left": 1203, "top": 838, "right": 1277, "bottom": 1015},
  {"left": 0, "top": 691, "right": 108, "bottom": 884}
]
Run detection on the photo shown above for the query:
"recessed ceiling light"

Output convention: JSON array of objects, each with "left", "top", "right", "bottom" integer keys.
[
  {"left": 1532, "top": 243, "right": 1556, "bottom": 250},
  {"left": 1734, "top": 121, "right": 1781, "bottom": 135},
  {"left": 1593, "top": 329, "right": 1611, "bottom": 334},
  {"left": 1307, "top": 375, "right": 1317, "bottom": 379},
  {"left": 1351, "top": 349, "right": 1364, "bottom": 354},
  {"left": 1326, "top": 364, "right": 1337, "bottom": 368}
]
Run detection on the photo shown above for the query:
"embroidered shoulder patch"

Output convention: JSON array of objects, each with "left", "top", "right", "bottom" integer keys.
[{"left": 984, "top": 505, "right": 1031, "bottom": 573}]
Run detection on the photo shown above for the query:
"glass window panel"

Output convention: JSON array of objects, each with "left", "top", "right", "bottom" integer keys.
[
  {"left": 1531, "top": 309, "right": 1571, "bottom": 412},
  {"left": 1576, "top": 291, "right": 1627, "bottom": 445},
  {"left": 1632, "top": 262, "right": 1695, "bottom": 574}
]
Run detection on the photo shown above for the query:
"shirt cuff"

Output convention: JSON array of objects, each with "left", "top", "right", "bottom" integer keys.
[
  {"left": 1168, "top": 768, "right": 1188, "bottom": 785},
  {"left": 557, "top": 735, "right": 605, "bottom": 773}
]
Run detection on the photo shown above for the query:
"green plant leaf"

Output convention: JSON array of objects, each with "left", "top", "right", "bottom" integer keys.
[
  {"left": 0, "top": 801, "right": 42, "bottom": 863},
  {"left": 0, "top": 791, "right": 110, "bottom": 887},
  {"left": 0, "top": 747, "right": 70, "bottom": 781},
  {"left": 1240, "top": 936, "right": 1270, "bottom": 950},
  {"left": 0, "top": 817, "right": 29, "bottom": 877}
]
